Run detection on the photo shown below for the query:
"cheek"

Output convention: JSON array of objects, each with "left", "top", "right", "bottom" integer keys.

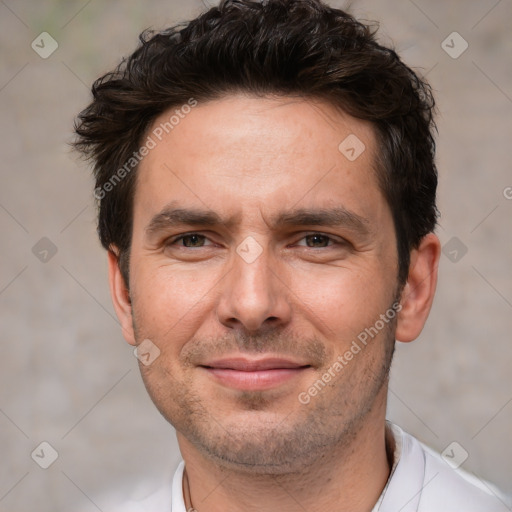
[
  {"left": 130, "top": 263, "right": 221, "bottom": 346},
  {"left": 290, "top": 264, "right": 392, "bottom": 340}
]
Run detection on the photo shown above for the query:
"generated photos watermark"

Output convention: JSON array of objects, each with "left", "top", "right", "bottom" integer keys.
[
  {"left": 94, "top": 98, "right": 198, "bottom": 200},
  {"left": 298, "top": 301, "right": 402, "bottom": 405}
]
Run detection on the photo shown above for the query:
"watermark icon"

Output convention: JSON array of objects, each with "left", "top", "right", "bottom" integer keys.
[
  {"left": 338, "top": 134, "right": 366, "bottom": 162},
  {"left": 94, "top": 98, "right": 198, "bottom": 200},
  {"left": 236, "top": 236, "right": 263, "bottom": 264},
  {"left": 134, "top": 339, "right": 161, "bottom": 366},
  {"left": 442, "top": 236, "right": 468, "bottom": 263},
  {"left": 441, "top": 32, "right": 468, "bottom": 59},
  {"left": 503, "top": 187, "right": 512, "bottom": 200},
  {"left": 441, "top": 441, "right": 468, "bottom": 469},
  {"left": 31, "top": 441, "right": 59, "bottom": 469},
  {"left": 298, "top": 302, "right": 402, "bottom": 405},
  {"left": 32, "top": 237, "right": 58, "bottom": 263},
  {"left": 31, "top": 32, "right": 58, "bottom": 59}
]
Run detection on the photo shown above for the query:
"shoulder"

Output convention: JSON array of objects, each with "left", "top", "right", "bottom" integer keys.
[
  {"left": 98, "top": 463, "right": 181, "bottom": 512},
  {"left": 398, "top": 428, "right": 510, "bottom": 512}
]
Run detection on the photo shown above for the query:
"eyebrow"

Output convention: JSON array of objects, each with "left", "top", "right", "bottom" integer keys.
[
  {"left": 146, "top": 207, "right": 230, "bottom": 236},
  {"left": 273, "top": 208, "right": 370, "bottom": 234},
  {"left": 145, "top": 204, "right": 370, "bottom": 237}
]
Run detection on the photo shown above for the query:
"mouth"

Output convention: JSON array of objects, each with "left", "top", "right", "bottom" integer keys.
[{"left": 199, "top": 357, "right": 312, "bottom": 391}]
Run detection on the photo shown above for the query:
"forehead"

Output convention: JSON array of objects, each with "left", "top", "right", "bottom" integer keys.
[{"left": 134, "top": 95, "right": 388, "bottom": 230}]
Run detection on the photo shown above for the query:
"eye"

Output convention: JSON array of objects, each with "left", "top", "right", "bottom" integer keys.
[
  {"left": 295, "top": 233, "right": 340, "bottom": 248},
  {"left": 167, "top": 233, "right": 215, "bottom": 248}
]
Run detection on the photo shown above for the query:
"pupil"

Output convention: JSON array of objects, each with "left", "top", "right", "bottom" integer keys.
[
  {"left": 308, "top": 235, "right": 327, "bottom": 247},
  {"left": 185, "top": 235, "right": 202, "bottom": 247}
]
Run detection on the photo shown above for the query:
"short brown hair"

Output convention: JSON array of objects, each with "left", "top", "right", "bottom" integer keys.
[{"left": 73, "top": 0, "right": 438, "bottom": 286}]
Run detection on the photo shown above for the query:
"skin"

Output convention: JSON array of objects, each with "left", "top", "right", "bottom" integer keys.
[{"left": 108, "top": 95, "right": 440, "bottom": 512}]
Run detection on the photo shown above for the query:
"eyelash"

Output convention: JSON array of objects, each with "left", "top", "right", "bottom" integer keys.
[{"left": 166, "top": 232, "right": 344, "bottom": 249}]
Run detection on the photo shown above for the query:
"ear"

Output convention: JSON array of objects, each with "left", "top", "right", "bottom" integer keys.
[
  {"left": 395, "top": 233, "right": 441, "bottom": 343},
  {"left": 107, "top": 248, "right": 136, "bottom": 346}
]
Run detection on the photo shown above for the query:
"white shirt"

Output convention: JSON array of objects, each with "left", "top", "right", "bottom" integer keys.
[{"left": 119, "top": 423, "right": 510, "bottom": 511}]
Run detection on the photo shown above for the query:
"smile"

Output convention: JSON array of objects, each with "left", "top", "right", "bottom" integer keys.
[{"left": 200, "top": 357, "right": 311, "bottom": 391}]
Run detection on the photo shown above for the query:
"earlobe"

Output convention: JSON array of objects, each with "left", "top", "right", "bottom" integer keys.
[
  {"left": 395, "top": 233, "right": 441, "bottom": 343},
  {"left": 107, "top": 248, "right": 136, "bottom": 346}
]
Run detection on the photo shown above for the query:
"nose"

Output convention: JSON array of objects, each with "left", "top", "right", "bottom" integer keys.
[{"left": 215, "top": 242, "right": 292, "bottom": 333}]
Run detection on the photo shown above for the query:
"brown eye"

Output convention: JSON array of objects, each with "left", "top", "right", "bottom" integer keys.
[
  {"left": 304, "top": 234, "right": 331, "bottom": 247},
  {"left": 169, "top": 233, "right": 213, "bottom": 248},
  {"left": 296, "top": 234, "right": 338, "bottom": 248},
  {"left": 182, "top": 234, "right": 205, "bottom": 247}
]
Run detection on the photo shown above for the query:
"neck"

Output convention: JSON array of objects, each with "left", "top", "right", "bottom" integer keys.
[{"left": 178, "top": 393, "right": 392, "bottom": 512}]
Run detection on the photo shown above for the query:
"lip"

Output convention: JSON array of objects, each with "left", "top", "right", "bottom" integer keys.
[
  {"left": 200, "top": 357, "right": 311, "bottom": 391},
  {"left": 202, "top": 357, "right": 309, "bottom": 371}
]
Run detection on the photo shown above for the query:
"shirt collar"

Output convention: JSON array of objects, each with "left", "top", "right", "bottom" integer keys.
[
  {"left": 374, "top": 422, "right": 426, "bottom": 512},
  {"left": 171, "top": 460, "right": 186, "bottom": 512}
]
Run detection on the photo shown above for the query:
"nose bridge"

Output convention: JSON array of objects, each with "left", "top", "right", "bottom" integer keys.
[
  {"left": 232, "top": 238, "right": 275, "bottom": 312},
  {"left": 216, "top": 236, "right": 290, "bottom": 331},
  {"left": 235, "top": 241, "right": 272, "bottom": 298}
]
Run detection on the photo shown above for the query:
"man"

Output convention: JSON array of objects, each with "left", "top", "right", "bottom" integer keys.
[{"left": 73, "top": 0, "right": 509, "bottom": 510}]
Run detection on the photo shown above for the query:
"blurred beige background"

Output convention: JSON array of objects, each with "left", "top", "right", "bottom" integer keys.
[{"left": 1, "top": 0, "right": 511, "bottom": 510}]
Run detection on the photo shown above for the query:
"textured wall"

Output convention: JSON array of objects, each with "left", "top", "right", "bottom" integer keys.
[{"left": 1, "top": 1, "right": 511, "bottom": 510}]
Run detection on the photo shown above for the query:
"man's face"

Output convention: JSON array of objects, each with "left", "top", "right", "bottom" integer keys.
[{"left": 124, "top": 95, "right": 400, "bottom": 472}]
